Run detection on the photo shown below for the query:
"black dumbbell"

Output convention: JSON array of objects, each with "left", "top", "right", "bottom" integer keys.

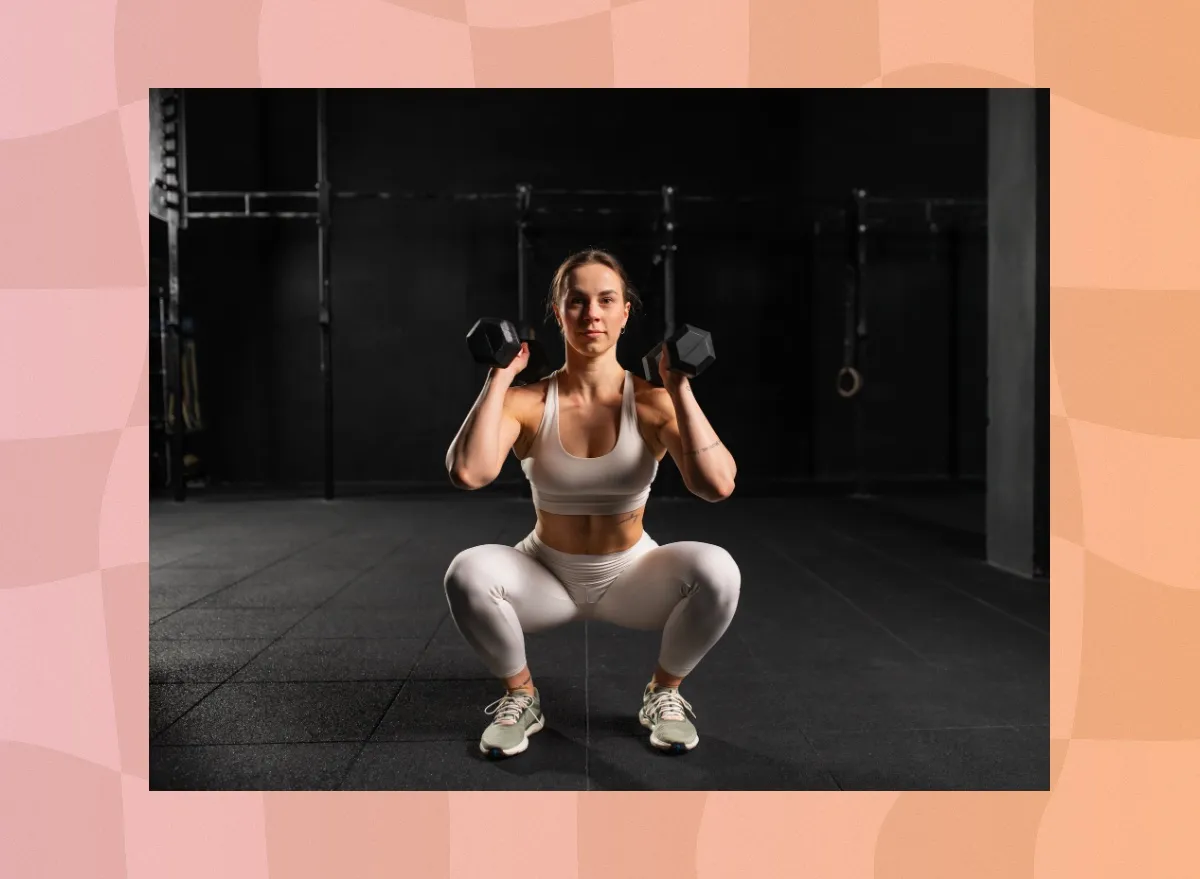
[
  {"left": 641, "top": 324, "right": 716, "bottom": 387},
  {"left": 466, "top": 318, "right": 552, "bottom": 386},
  {"left": 467, "top": 317, "right": 521, "bottom": 367}
]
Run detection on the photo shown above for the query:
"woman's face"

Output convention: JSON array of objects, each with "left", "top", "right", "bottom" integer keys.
[{"left": 556, "top": 263, "right": 630, "bottom": 354}]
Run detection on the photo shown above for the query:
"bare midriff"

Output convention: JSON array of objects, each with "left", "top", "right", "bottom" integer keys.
[{"left": 534, "top": 507, "right": 647, "bottom": 555}]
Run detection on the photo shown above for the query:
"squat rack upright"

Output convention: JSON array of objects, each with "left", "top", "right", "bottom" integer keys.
[{"left": 153, "top": 88, "right": 983, "bottom": 503}]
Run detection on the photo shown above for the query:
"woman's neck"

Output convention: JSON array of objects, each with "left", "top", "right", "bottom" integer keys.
[{"left": 558, "top": 352, "right": 625, "bottom": 402}]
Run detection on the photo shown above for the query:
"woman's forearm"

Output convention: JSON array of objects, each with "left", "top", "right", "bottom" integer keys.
[
  {"left": 668, "top": 379, "right": 737, "bottom": 500},
  {"left": 446, "top": 371, "right": 510, "bottom": 488}
]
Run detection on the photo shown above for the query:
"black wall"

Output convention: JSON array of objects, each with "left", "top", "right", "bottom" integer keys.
[{"left": 163, "top": 89, "right": 988, "bottom": 493}]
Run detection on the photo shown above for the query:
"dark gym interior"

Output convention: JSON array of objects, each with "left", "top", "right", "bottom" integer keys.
[{"left": 149, "top": 88, "right": 1049, "bottom": 791}]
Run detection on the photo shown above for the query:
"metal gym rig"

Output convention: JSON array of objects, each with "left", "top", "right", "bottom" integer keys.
[{"left": 151, "top": 88, "right": 984, "bottom": 502}]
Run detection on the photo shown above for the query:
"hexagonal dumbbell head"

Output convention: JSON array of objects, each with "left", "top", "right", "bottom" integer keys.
[
  {"left": 466, "top": 318, "right": 521, "bottom": 368},
  {"left": 667, "top": 324, "right": 715, "bottom": 378},
  {"left": 641, "top": 325, "right": 715, "bottom": 386}
]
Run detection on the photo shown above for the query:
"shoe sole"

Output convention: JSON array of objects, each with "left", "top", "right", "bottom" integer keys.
[
  {"left": 639, "top": 709, "right": 699, "bottom": 753},
  {"left": 480, "top": 713, "right": 545, "bottom": 758}
]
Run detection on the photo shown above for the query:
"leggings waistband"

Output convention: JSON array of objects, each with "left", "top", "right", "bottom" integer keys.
[{"left": 516, "top": 529, "right": 657, "bottom": 604}]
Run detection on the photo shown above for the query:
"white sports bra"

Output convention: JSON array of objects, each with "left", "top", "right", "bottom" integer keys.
[{"left": 519, "top": 369, "right": 659, "bottom": 515}]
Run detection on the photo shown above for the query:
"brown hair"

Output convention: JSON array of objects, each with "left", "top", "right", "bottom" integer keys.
[{"left": 544, "top": 248, "right": 643, "bottom": 325}]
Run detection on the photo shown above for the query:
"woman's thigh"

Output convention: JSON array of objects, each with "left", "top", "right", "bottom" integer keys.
[
  {"left": 444, "top": 543, "right": 581, "bottom": 633},
  {"left": 588, "top": 541, "right": 734, "bottom": 630}
]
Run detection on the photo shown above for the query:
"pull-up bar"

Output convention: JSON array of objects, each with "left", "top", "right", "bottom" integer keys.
[{"left": 183, "top": 182, "right": 985, "bottom": 229}]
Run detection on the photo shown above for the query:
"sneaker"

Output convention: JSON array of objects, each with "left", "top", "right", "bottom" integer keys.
[
  {"left": 638, "top": 682, "right": 699, "bottom": 753},
  {"left": 480, "top": 687, "right": 544, "bottom": 758}
]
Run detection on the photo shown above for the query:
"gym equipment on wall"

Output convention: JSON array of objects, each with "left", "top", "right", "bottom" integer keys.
[
  {"left": 150, "top": 88, "right": 187, "bottom": 501},
  {"left": 161, "top": 87, "right": 984, "bottom": 500},
  {"left": 821, "top": 192, "right": 986, "bottom": 492}
]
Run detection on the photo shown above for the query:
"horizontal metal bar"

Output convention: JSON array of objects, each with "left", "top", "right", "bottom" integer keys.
[
  {"left": 678, "top": 194, "right": 777, "bottom": 204},
  {"left": 188, "top": 190, "right": 317, "bottom": 199},
  {"left": 181, "top": 208, "right": 984, "bottom": 226},
  {"left": 335, "top": 190, "right": 511, "bottom": 201},
  {"left": 182, "top": 188, "right": 986, "bottom": 209},
  {"left": 529, "top": 206, "right": 642, "bottom": 216},
  {"left": 533, "top": 188, "right": 662, "bottom": 197},
  {"left": 186, "top": 211, "right": 319, "bottom": 219},
  {"left": 861, "top": 195, "right": 987, "bottom": 207},
  {"left": 340, "top": 188, "right": 759, "bottom": 203}
]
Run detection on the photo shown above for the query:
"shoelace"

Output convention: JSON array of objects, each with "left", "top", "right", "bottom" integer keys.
[
  {"left": 647, "top": 687, "right": 695, "bottom": 723},
  {"left": 484, "top": 691, "right": 534, "bottom": 726}
]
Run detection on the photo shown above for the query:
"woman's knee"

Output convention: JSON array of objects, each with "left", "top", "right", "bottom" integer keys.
[
  {"left": 444, "top": 545, "right": 506, "bottom": 605},
  {"left": 688, "top": 543, "right": 741, "bottom": 607}
]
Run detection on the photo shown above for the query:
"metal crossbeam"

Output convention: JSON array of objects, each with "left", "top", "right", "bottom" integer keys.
[
  {"left": 187, "top": 211, "right": 319, "bottom": 219},
  {"left": 189, "top": 190, "right": 317, "bottom": 199}
]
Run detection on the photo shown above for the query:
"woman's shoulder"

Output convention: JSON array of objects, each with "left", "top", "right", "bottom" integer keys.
[
  {"left": 505, "top": 375, "right": 552, "bottom": 422},
  {"left": 631, "top": 371, "right": 669, "bottom": 396},
  {"left": 506, "top": 377, "right": 552, "bottom": 459},
  {"left": 631, "top": 373, "right": 672, "bottom": 424}
]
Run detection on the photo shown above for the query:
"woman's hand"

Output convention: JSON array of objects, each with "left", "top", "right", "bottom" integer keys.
[
  {"left": 493, "top": 342, "right": 530, "bottom": 384},
  {"left": 657, "top": 345, "right": 687, "bottom": 392}
]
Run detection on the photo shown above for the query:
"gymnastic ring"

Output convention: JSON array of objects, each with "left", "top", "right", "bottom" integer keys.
[{"left": 836, "top": 366, "right": 862, "bottom": 399}]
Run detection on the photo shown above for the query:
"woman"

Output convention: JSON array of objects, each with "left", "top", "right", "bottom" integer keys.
[{"left": 444, "top": 248, "right": 740, "bottom": 758}]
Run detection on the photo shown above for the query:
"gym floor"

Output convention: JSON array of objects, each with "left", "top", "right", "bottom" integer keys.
[{"left": 149, "top": 491, "right": 1048, "bottom": 791}]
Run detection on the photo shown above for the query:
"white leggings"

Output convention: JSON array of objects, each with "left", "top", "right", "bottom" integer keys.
[{"left": 443, "top": 529, "right": 741, "bottom": 679}]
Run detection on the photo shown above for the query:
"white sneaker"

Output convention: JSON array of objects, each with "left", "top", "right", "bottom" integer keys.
[
  {"left": 638, "top": 683, "right": 699, "bottom": 753},
  {"left": 479, "top": 688, "right": 544, "bottom": 758}
]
